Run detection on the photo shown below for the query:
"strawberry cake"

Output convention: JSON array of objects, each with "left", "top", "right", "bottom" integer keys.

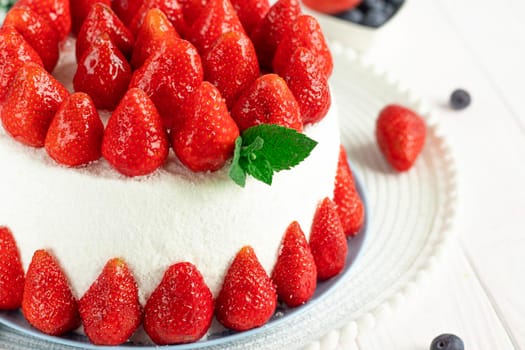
[{"left": 0, "top": 0, "right": 365, "bottom": 346}]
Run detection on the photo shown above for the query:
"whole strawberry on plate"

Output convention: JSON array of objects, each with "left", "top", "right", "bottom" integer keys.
[
  {"left": 376, "top": 104, "right": 427, "bottom": 171},
  {"left": 144, "top": 262, "right": 213, "bottom": 345},
  {"left": 22, "top": 250, "right": 81, "bottom": 336},
  {"left": 0, "top": 227, "right": 25, "bottom": 310},
  {"left": 215, "top": 246, "right": 277, "bottom": 331},
  {"left": 79, "top": 258, "right": 142, "bottom": 345}
]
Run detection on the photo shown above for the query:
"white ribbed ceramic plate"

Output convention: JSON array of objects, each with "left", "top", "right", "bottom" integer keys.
[{"left": 0, "top": 41, "right": 457, "bottom": 350}]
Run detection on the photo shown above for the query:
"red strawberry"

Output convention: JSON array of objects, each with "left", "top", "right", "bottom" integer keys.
[
  {"left": 302, "top": 0, "right": 361, "bottom": 14},
  {"left": 250, "top": 0, "right": 301, "bottom": 70},
  {"left": 130, "top": 39, "right": 203, "bottom": 129},
  {"left": 45, "top": 92, "right": 104, "bottom": 167},
  {"left": 70, "top": 0, "right": 111, "bottom": 35},
  {"left": 172, "top": 81, "right": 239, "bottom": 172},
  {"left": 309, "top": 198, "right": 348, "bottom": 281},
  {"left": 144, "top": 262, "right": 213, "bottom": 345},
  {"left": 273, "top": 15, "right": 333, "bottom": 78},
  {"left": 231, "top": 74, "right": 302, "bottom": 132},
  {"left": 14, "top": 0, "right": 71, "bottom": 41},
  {"left": 203, "top": 31, "right": 260, "bottom": 109},
  {"left": 131, "top": 8, "right": 181, "bottom": 69},
  {"left": 215, "top": 246, "right": 277, "bottom": 331},
  {"left": 22, "top": 250, "right": 80, "bottom": 335},
  {"left": 334, "top": 145, "right": 365, "bottom": 236},
  {"left": 76, "top": 3, "right": 135, "bottom": 61},
  {"left": 3, "top": 6, "right": 60, "bottom": 72},
  {"left": 230, "top": 0, "right": 270, "bottom": 35},
  {"left": 0, "top": 227, "right": 25, "bottom": 310},
  {"left": 271, "top": 221, "right": 317, "bottom": 307},
  {"left": 1, "top": 63, "right": 68, "bottom": 148},
  {"left": 178, "top": 0, "right": 207, "bottom": 27},
  {"left": 74, "top": 34, "right": 132, "bottom": 110},
  {"left": 375, "top": 104, "right": 427, "bottom": 171},
  {"left": 0, "top": 26, "right": 43, "bottom": 104},
  {"left": 112, "top": 0, "right": 144, "bottom": 26},
  {"left": 185, "top": 0, "right": 245, "bottom": 54},
  {"left": 281, "top": 47, "right": 331, "bottom": 125},
  {"left": 102, "top": 88, "right": 169, "bottom": 176},
  {"left": 129, "top": 0, "right": 186, "bottom": 37},
  {"left": 79, "top": 258, "right": 142, "bottom": 345}
]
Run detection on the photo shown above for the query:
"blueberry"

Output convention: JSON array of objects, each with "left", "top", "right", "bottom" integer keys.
[
  {"left": 386, "top": 0, "right": 405, "bottom": 6},
  {"left": 336, "top": 9, "right": 364, "bottom": 23},
  {"left": 450, "top": 89, "right": 471, "bottom": 110},
  {"left": 360, "top": 0, "right": 386, "bottom": 11},
  {"left": 430, "top": 334, "right": 464, "bottom": 350},
  {"left": 361, "top": 8, "right": 388, "bottom": 27},
  {"left": 383, "top": 3, "right": 396, "bottom": 18}
]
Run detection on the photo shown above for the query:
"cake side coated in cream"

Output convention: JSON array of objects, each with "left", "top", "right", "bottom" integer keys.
[{"left": 0, "top": 103, "right": 340, "bottom": 305}]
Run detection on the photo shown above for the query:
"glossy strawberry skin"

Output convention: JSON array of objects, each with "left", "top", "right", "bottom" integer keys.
[
  {"left": 3, "top": 6, "right": 60, "bottom": 72},
  {"left": 172, "top": 82, "right": 240, "bottom": 172},
  {"left": 144, "top": 262, "right": 214, "bottom": 345},
  {"left": 271, "top": 221, "right": 317, "bottom": 307},
  {"left": 131, "top": 8, "right": 181, "bottom": 69},
  {"left": 302, "top": 0, "right": 361, "bottom": 14},
  {"left": 1, "top": 63, "right": 68, "bottom": 148},
  {"left": 0, "top": 26, "right": 43, "bottom": 104},
  {"left": 71, "top": 0, "right": 112, "bottom": 35},
  {"left": 74, "top": 34, "right": 132, "bottom": 111},
  {"left": 282, "top": 47, "right": 331, "bottom": 125},
  {"left": 215, "top": 246, "right": 277, "bottom": 331},
  {"left": 76, "top": 3, "right": 135, "bottom": 61},
  {"left": 309, "top": 198, "right": 348, "bottom": 281},
  {"left": 251, "top": 0, "right": 301, "bottom": 70},
  {"left": 22, "top": 250, "right": 81, "bottom": 336},
  {"left": 203, "top": 31, "right": 260, "bottom": 109},
  {"left": 230, "top": 0, "right": 270, "bottom": 35},
  {"left": 273, "top": 14, "right": 333, "bottom": 78},
  {"left": 231, "top": 74, "right": 302, "bottom": 132},
  {"left": 334, "top": 145, "right": 365, "bottom": 236},
  {"left": 0, "top": 227, "right": 25, "bottom": 310},
  {"left": 102, "top": 88, "right": 169, "bottom": 177},
  {"left": 186, "top": 0, "right": 246, "bottom": 54},
  {"left": 178, "top": 0, "right": 207, "bottom": 26},
  {"left": 130, "top": 39, "right": 203, "bottom": 129},
  {"left": 130, "top": 0, "right": 186, "bottom": 37},
  {"left": 112, "top": 0, "right": 144, "bottom": 26},
  {"left": 14, "top": 0, "right": 71, "bottom": 41},
  {"left": 45, "top": 92, "right": 104, "bottom": 167},
  {"left": 375, "top": 104, "right": 427, "bottom": 171},
  {"left": 79, "top": 258, "right": 142, "bottom": 345}
]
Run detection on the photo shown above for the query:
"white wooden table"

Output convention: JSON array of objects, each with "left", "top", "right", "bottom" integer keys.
[{"left": 323, "top": 0, "right": 525, "bottom": 349}]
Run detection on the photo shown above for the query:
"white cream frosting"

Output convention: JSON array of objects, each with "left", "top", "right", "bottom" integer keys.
[
  {"left": 0, "top": 104, "right": 340, "bottom": 304},
  {"left": 0, "top": 38, "right": 340, "bottom": 307}
]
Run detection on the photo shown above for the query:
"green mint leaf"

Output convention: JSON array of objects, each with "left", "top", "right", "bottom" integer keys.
[
  {"left": 246, "top": 156, "right": 274, "bottom": 185},
  {"left": 242, "top": 124, "right": 318, "bottom": 171},
  {"left": 240, "top": 135, "right": 264, "bottom": 157},
  {"left": 228, "top": 124, "right": 318, "bottom": 187},
  {"left": 228, "top": 137, "right": 247, "bottom": 187}
]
